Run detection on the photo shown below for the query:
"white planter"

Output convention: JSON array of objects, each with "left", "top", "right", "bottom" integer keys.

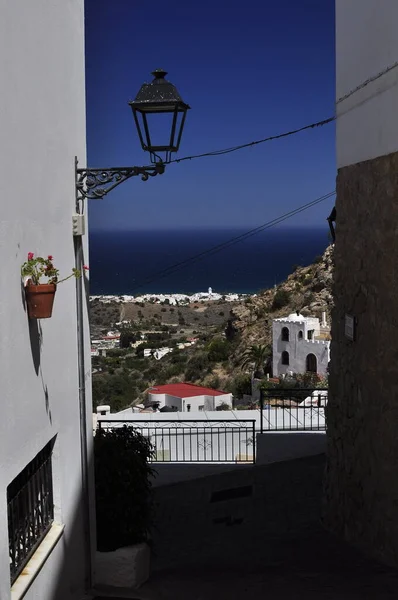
[{"left": 95, "top": 542, "right": 150, "bottom": 589}]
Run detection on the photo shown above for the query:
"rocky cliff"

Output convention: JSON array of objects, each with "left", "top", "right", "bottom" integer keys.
[{"left": 231, "top": 245, "right": 334, "bottom": 353}]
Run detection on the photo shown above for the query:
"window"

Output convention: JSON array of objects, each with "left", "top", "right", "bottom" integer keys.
[
  {"left": 307, "top": 330, "right": 314, "bottom": 340},
  {"left": 281, "top": 351, "right": 289, "bottom": 365},
  {"left": 298, "top": 331, "right": 303, "bottom": 340},
  {"left": 199, "top": 405, "right": 204, "bottom": 411},
  {"left": 306, "top": 353, "right": 317, "bottom": 373},
  {"left": 8, "top": 440, "right": 54, "bottom": 583},
  {"left": 281, "top": 327, "right": 289, "bottom": 342}
]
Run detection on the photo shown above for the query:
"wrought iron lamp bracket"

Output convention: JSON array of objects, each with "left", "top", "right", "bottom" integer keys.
[
  {"left": 75, "top": 160, "right": 165, "bottom": 200},
  {"left": 327, "top": 206, "right": 336, "bottom": 243}
]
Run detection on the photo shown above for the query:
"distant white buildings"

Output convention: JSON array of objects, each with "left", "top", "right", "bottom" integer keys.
[
  {"left": 272, "top": 312, "right": 330, "bottom": 377},
  {"left": 147, "top": 383, "right": 233, "bottom": 412},
  {"left": 90, "top": 289, "right": 250, "bottom": 305},
  {"left": 143, "top": 347, "right": 173, "bottom": 360}
]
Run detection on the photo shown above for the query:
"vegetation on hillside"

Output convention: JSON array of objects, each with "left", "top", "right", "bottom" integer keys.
[{"left": 90, "top": 245, "right": 333, "bottom": 412}]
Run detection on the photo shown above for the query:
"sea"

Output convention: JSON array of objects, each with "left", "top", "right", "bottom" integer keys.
[{"left": 88, "top": 227, "right": 330, "bottom": 296}]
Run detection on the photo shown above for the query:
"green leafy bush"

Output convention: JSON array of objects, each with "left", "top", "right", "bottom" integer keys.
[
  {"left": 271, "top": 289, "right": 291, "bottom": 310},
  {"left": 216, "top": 402, "right": 231, "bottom": 411},
  {"left": 185, "top": 352, "right": 210, "bottom": 381},
  {"left": 95, "top": 425, "right": 155, "bottom": 552},
  {"left": 207, "top": 338, "right": 231, "bottom": 362},
  {"left": 119, "top": 328, "right": 138, "bottom": 349},
  {"left": 92, "top": 372, "right": 136, "bottom": 412},
  {"left": 225, "top": 373, "right": 252, "bottom": 399}
]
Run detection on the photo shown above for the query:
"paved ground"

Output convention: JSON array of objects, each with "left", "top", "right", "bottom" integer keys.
[{"left": 95, "top": 455, "right": 398, "bottom": 599}]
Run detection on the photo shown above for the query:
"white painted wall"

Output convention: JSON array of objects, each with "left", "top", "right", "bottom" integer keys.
[
  {"left": 149, "top": 432, "right": 326, "bottom": 487},
  {"left": 255, "top": 432, "right": 326, "bottom": 466},
  {"left": 148, "top": 392, "right": 233, "bottom": 412},
  {"left": 180, "top": 394, "right": 232, "bottom": 412},
  {"left": 0, "top": 1, "right": 92, "bottom": 599},
  {"left": 272, "top": 316, "right": 330, "bottom": 377},
  {"left": 336, "top": 0, "right": 398, "bottom": 168}
]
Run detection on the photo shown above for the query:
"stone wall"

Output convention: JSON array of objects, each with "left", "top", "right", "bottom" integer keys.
[{"left": 323, "top": 150, "right": 398, "bottom": 567}]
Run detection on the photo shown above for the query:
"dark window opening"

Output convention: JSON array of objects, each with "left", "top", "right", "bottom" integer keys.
[
  {"left": 307, "top": 330, "right": 314, "bottom": 340},
  {"left": 8, "top": 439, "right": 55, "bottom": 583},
  {"left": 298, "top": 331, "right": 303, "bottom": 340},
  {"left": 282, "top": 351, "right": 289, "bottom": 365},
  {"left": 306, "top": 353, "right": 317, "bottom": 373},
  {"left": 281, "top": 327, "right": 289, "bottom": 342}
]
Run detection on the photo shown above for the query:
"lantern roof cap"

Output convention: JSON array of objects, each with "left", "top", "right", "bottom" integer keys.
[{"left": 130, "top": 69, "right": 190, "bottom": 110}]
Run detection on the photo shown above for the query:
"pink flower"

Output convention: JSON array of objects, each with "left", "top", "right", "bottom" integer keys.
[
  {"left": 83, "top": 265, "right": 89, "bottom": 271},
  {"left": 48, "top": 255, "right": 53, "bottom": 260},
  {"left": 27, "top": 252, "right": 34, "bottom": 260}
]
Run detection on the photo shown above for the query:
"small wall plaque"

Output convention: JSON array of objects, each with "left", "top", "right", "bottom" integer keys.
[{"left": 345, "top": 314, "right": 355, "bottom": 341}]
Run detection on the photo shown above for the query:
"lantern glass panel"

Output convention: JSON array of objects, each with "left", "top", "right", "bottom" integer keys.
[
  {"left": 129, "top": 70, "right": 190, "bottom": 163},
  {"left": 133, "top": 108, "right": 187, "bottom": 163}
]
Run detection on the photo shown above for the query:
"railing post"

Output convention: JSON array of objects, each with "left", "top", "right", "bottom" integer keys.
[
  {"left": 260, "top": 388, "right": 264, "bottom": 435},
  {"left": 252, "top": 420, "right": 256, "bottom": 464}
]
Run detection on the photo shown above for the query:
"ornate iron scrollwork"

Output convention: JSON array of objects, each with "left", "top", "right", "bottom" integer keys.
[
  {"left": 76, "top": 163, "right": 165, "bottom": 200},
  {"left": 327, "top": 206, "right": 336, "bottom": 242}
]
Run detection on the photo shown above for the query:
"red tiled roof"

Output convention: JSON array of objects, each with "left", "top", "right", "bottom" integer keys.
[{"left": 149, "top": 383, "right": 227, "bottom": 398}]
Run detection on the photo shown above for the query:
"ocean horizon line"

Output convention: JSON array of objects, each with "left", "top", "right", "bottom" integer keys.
[
  {"left": 88, "top": 227, "right": 329, "bottom": 296},
  {"left": 89, "top": 224, "right": 330, "bottom": 234}
]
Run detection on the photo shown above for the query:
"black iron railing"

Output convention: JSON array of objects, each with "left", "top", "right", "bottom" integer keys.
[
  {"left": 98, "top": 419, "right": 256, "bottom": 464},
  {"left": 8, "top": 441, "right": 54, "bottom": 583},
  {"left": 260, "top": 388, "right": 328, "bottom": 432}
]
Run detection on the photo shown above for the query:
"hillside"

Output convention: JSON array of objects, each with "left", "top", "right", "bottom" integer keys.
[
  {"left": 231, "top": 244, "right": 334, "bottom": 354},
  {"left": 90, "top": 245, "right": 334, "bottom": 410}
]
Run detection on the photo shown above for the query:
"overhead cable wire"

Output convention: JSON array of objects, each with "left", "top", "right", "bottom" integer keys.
[
  {"left": 169, "top": 117, "right": 335, "bottom": 164},
  {"left": 165, "top": 60, "right": 398, "bottom": 167},
  {"left": 336, "top": 59, "right": 398, "bottom": 104},
  {"left": 122, "top": 61, "right": 398, "bottom": 292},
  {"left": 129, "top": 190, "right": 335, "bottom": 293}
]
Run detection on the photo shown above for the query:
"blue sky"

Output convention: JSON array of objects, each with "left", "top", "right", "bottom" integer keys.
[{"left": 85, "top": 0, "right": 335, "bottom": 231}]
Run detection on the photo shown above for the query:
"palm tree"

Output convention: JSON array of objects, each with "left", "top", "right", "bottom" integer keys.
[{"left": 239, "top": 344, "right": 270, "bottom": 379}]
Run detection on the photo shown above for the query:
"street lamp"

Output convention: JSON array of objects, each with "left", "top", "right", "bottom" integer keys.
[
  {"left": 130, "top": 68, "right": 190, "bottom": 164},
  {"left": 73, "top": 71, "right": 189, "bottom": 583},
  {"left": 75, "top": 69, "right": 190, "bottom": 200}
]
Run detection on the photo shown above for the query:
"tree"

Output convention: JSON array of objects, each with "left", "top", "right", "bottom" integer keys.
[
  {"left": 271, "top": 289, "right": 291, "bottom": 310},
  {"left": 119, "top": 327, "right": 138, "bottom": 349},
  {"left": 92, "top": 372, "right": 138, "bottom": 412},
  {"left": 239, "top": 344, "right": 271, "bottom": 378},
  {"left": 225, "top": 317, "right": 238, "bottom": 342},
  {"left": 206, "top": 337, "right": 231, "bottom": 362},
  {"left": 225, "top": 373, "right": 252, "bottom": 399},
  {"left": 185, "top": 352, "right": 210, "bottom": 381}
]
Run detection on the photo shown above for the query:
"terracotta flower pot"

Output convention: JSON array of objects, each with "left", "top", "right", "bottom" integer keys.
[{"left": 25, "top": 283, "right": 56, "bottom": 319}]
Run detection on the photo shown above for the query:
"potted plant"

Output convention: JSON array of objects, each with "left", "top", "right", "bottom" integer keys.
[
  {"left": 21, "top": 253, "right": 88, "bottom": 319},
  {"left": 94, "top": 425, "right": 155, "bottom": 589}
]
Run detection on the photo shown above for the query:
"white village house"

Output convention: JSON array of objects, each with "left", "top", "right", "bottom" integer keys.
[
  {"left": 147, "top": 383, "right": 233, "bottom": 412},
  {"left": 143, "top": 347, "right": 173, "bottom": 360},
  {"left": 272, "top": 312, "right": 330, "bottom": 377}
]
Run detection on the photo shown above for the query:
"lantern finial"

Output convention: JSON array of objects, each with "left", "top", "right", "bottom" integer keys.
[{"left": 151, "top": 69, "right": 168, "bottom": 80}]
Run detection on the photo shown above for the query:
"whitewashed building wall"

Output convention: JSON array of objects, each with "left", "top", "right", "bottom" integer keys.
[
  {"left": 272, "top": 314, "right": 330, "bottom": 377},
  {"left": 0, "top": 1, "right": 92, "bottom": 598}
]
